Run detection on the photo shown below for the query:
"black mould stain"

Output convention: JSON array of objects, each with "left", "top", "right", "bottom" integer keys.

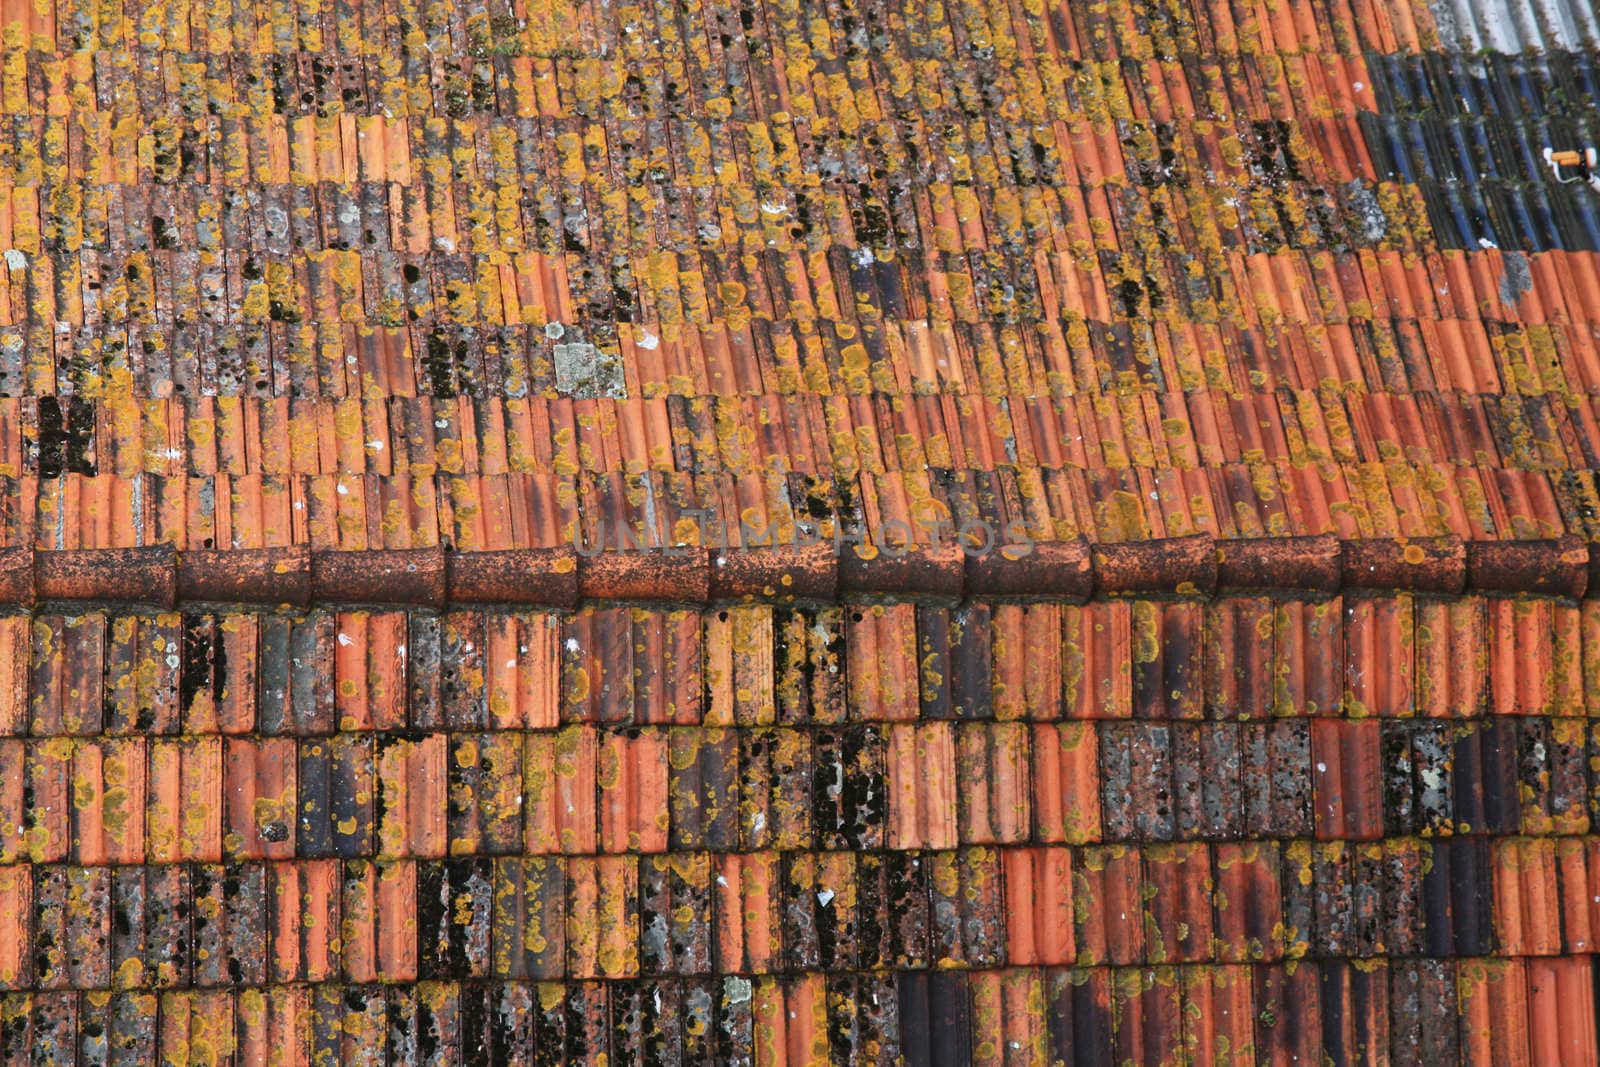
[
  {"left": 179, "top": 616, "right": 228, "bottom": 713},
  {"left": 36, "top": 396, "right": 96, "bottom": 478}
]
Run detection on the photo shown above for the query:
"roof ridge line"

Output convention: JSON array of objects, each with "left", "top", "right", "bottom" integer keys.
[{"left": 0, "top": 533, "right": 1591, "bottom": 609}]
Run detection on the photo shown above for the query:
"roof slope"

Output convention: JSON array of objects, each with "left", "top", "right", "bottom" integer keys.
[
  {"left": 1, "top": 0, "right": 1599, "bottom": 1061},
  {"left": 1, "top": 591, "right": 1599, "bottom": 1062},
  {"left": 0, "top": 0, "right": 1595, "bottom": 554}
]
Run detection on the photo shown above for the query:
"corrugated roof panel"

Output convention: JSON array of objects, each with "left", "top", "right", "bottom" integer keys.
[{"left": 1430, "top": 0, "right": 1600, "bottom": 54}]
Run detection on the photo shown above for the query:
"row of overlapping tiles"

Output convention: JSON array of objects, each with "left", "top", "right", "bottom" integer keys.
[
  {"left": 0, "top": 0, "right": 1441, "bottom": 104},
  {"left": 0, "top": 0, "right": 1452, "bottom": 61},
  {"left": 0, "top": 52, "right": 1380, "bottom": 164},
  {"left": 0, "top": 157, "right": 1395, "bottom": 264},
  {"left": 0, "top": 57, "right": 1400, "bottom": 248},
  {"left": 0, "top": 52, "right": 1573, "bottom": 272},
  {"left": 1, "top": 381, "right": 1592, "bottom": 549},
  {"left": 19, "top": 236, "right": 1594, "bottom": 341},
  {"left": 8, "top": 597, "right": 1595, "bottom": 729},
  {"left": 7, "top": 250, "right": 1600, "bottom": 398},
  {"left": 12, "top": 383, "right": 1600, "bottom": 478},
  {"left": 0, "top": 958, "right": 1588, "bottom": 1066},
  {"left": 0, "top": 60, "right": 1578, "bottom": 379},
  {"left": 0, "top": 44, "right": 1388, "bottom": 203},
  {"left": 0, "top": 714, "right": 1592, "bottom": 860},
  {"left": 0, "top": 463, "right": 1582, "bottom": 556},
  {"left": 0, "top": 835, "right": 1595, "bottom": 985},
  {"left": 0, "top": 17, "right": 1564, "bottom": 293},
  {"left": 0, "top": 599, "right": 1592, "bottom": 858}
]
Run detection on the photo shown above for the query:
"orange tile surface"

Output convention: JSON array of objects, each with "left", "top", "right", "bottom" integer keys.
[{"left": 2, "top": 0, "right": 1599, "bottom": 1057}]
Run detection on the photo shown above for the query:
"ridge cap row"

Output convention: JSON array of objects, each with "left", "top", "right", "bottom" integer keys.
[{"left": 0, "top": 533, "right": 1590, "bottom": 609}]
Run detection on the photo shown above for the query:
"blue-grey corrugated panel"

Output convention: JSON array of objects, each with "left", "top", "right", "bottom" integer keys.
[
  {"left": 1365, "top": 54, "right": 1400, "bottom": 114},
  {"left": 1366, "top": 47, "right": 1600, "bottom": 122},
  {"left": 1423, "top": 179, "right": 1472, "bottom": 247},
  {"left": 1462, "top": 119, "right": 1498, "bottom": 181},
  {"left": 1492, "top": 184, "right": 1529, "bottom": 250},
  {"left": 1450, "top": 54, "right": 1488, "bottom": 116},
  {"left": 1546, "top": 50, "right": 1597, "bottom": 108},
  {"left": 1484, "top": 183, "right": 1521, "bottom": 249},
  {"left": 1465, "top": 184, "right": 1498, "bottom": 251},
  {"left": 1359, "top": 113, "right": 1408, "bottom": 182},
  {"left": 1416, "top": 117, "right": 1458, "bottom": 181},
  {"left": 1409, "top": 54, "right": 1438, "bottom": 112},
  {"left": 1472, "top": 119, "right": 1504, "bottom": 184},
  {"left": 1408, "top": 116, "right": 1436, "bottom": 180},
  {"left": 1581, "top": 108, "right": 1600, "bottom": 149},
  {"left": 1473, "top": 182, "right": 1510, "bottom": 249},
  {"left": 1542, "top": 186, "right": 1577, "bottom": 252},
  {"left": 1516, "top": 184, "right": 1559, "bottom": 252},
  {"left": 1447, "top": 121, "right": 1483, "bottom": 185},
  {"left": 1569, "top": 183, "right": 1600, "bottom": 249},
  {"left": 1485, "top": 54, "right": 1535, "bottom": 121},
  {"left": 1542, "top": 181, "right": 1584, "bottom": 250},
  {"left": 1417, "top": 54, "right": 1453, "bottom": 115},
  {"left": 1401, "top": 118, "right": 1429, "bottom": 184},
  {"left": 1572, "top": 52, "right": 1600, "bottom": 102},
  {"left": 1511, "top": 184, "right": 1555, "bottom": 250},
  {"left": 1367, "top": 52, "right": 1413, "bottom": 113},
  {"left": 1438, "top": 180, "right": 1477, "bottom": 249},
  {"left": 1356, "top": 33, "right": 1600, "bottom": 252},
  {"left": 1513, "top": 118, "right": 1555, "bottom": 181},
  {"left": 1403, "top": 55, "right": 1438, "bottom": 113}
]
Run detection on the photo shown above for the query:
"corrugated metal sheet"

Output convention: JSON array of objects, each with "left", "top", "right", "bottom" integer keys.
[{"left": 1430, "top": 0, "right": 1600, "bottom": 54}]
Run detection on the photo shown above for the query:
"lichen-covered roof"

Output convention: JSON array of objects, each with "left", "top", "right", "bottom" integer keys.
[{"left": 2, "top": 0, "right": 1600, "bottom": 1061}]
